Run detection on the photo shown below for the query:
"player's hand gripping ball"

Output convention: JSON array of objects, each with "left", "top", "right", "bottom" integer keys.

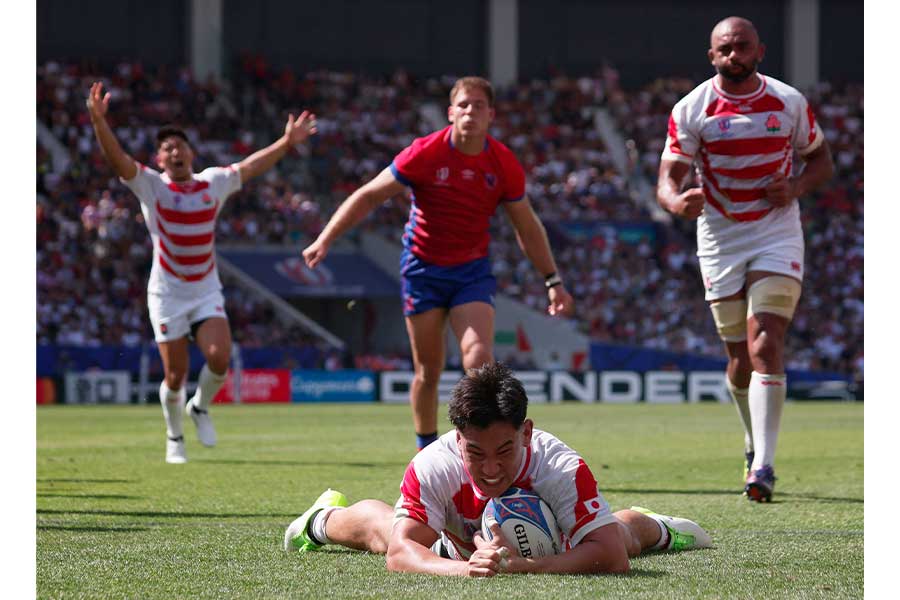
[{"left": 481, "top": 487, "right": 561, "bottom": 559}]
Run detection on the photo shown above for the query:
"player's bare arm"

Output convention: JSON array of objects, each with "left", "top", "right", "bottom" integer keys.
[
  {"left": 386, "top": 518, "right": 504, "bottom": 577},
  {"left": 657, "top": 159, "right": 704, "bottom": 219},
  {"left": 86, "top": 81, "right": 137, "bottom": 180},
  {"left": 303, "top": 167, "right": 407, "bottom": 268},
  {"left": 499, "top": 523, "right": 630, "bottom": 575},
  {"left": 765, "top": 142, "right": 834, "bottom": 207},
  {"left": 238, "top": 111, "right": 317, "bottom": 183},
  {"left": 502, "top": 197, "right": 574, "bottom": 317}
]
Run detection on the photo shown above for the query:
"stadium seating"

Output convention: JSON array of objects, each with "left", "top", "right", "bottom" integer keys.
[{"left": 35, "top": 60, "right": 863, "bottom": 381}]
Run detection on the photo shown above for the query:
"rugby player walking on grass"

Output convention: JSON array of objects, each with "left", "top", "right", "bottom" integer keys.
[
  {"left": 284, "top": 362, "right": 711, "bottom": 576},
  {"left": 656, "top": 17, "right": 834, "bottom": 501},
  {"left": 87, "top": 81, "right": 317, "bottom": 463},
  {"left": 303, "top": 77, "right": 574, "bottom": 452}
]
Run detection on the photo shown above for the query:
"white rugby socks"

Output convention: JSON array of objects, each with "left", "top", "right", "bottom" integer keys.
[
  {"left": 310, "top": 506, "right": 344, "bottom": 545},
  {"left": 191, "top": 364, "right": 227, "bottom": 411},
  {"left": 726, "top": 378, "right": 753, "bottom": 454},
  {"left": 159, "top": 381, "right": 186, "bottom": 438},
  {"left": 748, "top": 371, "right": 786, "bottom": 470}
]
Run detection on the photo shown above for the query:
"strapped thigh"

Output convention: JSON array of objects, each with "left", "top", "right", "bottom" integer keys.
[
  {"left": 709, "top": 299, "right": 748, "bottom": 342},
  {"left": 747, "top": 276, "right": 802, "bottom": 320}
]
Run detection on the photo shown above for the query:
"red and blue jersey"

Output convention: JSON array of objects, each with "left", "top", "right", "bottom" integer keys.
[{"left": 390, "top": 126, "right": 526, "bottom": 267}]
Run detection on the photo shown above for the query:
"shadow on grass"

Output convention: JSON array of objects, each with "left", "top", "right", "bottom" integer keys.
[
  {"left": 37, "top": 525, "right": 150, "bottom": 533},
  {"left": 36, "top": 493, "right": 140, "bottom": 500},
  {"left": 37, "top": 478, "right": 135, "bottom": 484},
  {"left": 603, "top": 487, "right": 863, "bottom": 504},
  {"left": 37, "top": 508, "right": 297, "bottom": 519},
  {"left": 200, "top": 459, "right": 408, "bottom": 468}
]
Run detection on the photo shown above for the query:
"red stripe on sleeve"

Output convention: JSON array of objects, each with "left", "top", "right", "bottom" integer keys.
[
  {"left": 399, "top": 463, "right": 429, "bottom": 524},
  {"left": 806, "top": 104, "right": 818, "bottom": 145},
  {"left": 570, "top": 460, "right": 602, "bottom": 538},
  {"left": 666, "top": 114, "right": 690, "bottom": 157}
]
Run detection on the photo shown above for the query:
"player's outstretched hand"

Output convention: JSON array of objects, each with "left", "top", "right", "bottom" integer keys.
[
  {"left": 670, "top": 187, "right": 705, "bottom": 219},
  {"left": 302, "top": 238, "right": 329, "bottom": 269},
  {"left": 765, "top": 172, "right": 796, "bottom": 207},
  {"left": 86, "top": 82, "right": 111, "bottom": 121},
  {"left": 284, "top": 110, "right": 318, "bottom": 146},
  {"left": 547, "top": 285, "right": 574, "bottom": 318}
]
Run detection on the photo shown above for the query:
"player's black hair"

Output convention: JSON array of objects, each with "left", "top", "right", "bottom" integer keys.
[
  {"left": 449, "top": 362, "right": 527, "bottom": 430},
  {"left": 156, "top": 125, "right": 192, "bottom": 148}
]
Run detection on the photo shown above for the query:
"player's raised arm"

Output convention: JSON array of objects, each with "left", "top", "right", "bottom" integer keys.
[
  {"left": 656, "top": 159, "right": 705, "bottom": 219},
  {"left": 302, "top": 167, "right": 407, "bottom": 268},
  {"left": 237, "top": 111, "right": 317, "bottom": 184},
  {"left": 501, "top": 197, "right": 574, "bottom": 317},
  {"left": 86, "top": 82, "right": 137, "bottom": 181}
]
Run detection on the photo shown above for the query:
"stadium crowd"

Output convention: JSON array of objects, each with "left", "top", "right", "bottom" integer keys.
[{"left": 35, "top": 59, "right": 863, "bottom": 380}]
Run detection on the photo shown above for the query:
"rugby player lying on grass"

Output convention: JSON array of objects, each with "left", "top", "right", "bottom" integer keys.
[{"left": 284, "top": 362, "right": 711, "bottom": 576}]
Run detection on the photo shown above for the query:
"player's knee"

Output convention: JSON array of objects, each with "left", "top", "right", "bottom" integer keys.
[
  {"left": 460, "top": 343, "right": 492, "bottom": 371},
  {"left": 164, "top": 370, "right": 186, "bottom": 390},
  {"left": 709, "top": 299, "right": 747, "bottom": 342},
  {"left": 414, "top": 365, "right": 443, "bottom": 388}
]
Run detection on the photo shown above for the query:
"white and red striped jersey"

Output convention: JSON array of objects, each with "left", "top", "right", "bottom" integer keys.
[
  {"left": 394, "top": 429, "right": 616, "bottom": 560},
  {"left": 121, "top": 163, "right": 241, "bottom": 298},
  {"left": 662, "top": 75, "right": 824, "bottom": 255}
]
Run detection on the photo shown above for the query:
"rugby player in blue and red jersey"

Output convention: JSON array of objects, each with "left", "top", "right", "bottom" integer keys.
[{"left": 303, "top": 77, "right": 573, "bottom": 451}]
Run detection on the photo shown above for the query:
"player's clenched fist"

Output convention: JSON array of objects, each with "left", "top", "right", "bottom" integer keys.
[
  {"left": 302, "top": 239, "right": 329, "bottom": 269},
  {"left": 765, "top": 172, "right": 796, "bottom": 207},
  {"left": 670, "top": 187, "right": 705, "bottom": 219}
]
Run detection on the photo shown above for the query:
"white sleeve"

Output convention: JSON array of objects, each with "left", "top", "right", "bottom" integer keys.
[
  {"left": 792, "top": 95, "right": 825, "bottom": 157},
  {"left": 200, "top": 164, "right": 242, "bottom": 209},
  {"left": 119, "top": 162, "right": 160, "bottom": 208},
  {"left": 661, "top": 101, "right": 699, "bottom": 164},
  {"left": 531, "top": 437, "right": 617, "bottom": 547}
]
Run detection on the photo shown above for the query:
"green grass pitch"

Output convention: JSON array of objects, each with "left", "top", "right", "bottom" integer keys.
[{"left": 37, "top": 401, "right": 863, "bottom": 599}]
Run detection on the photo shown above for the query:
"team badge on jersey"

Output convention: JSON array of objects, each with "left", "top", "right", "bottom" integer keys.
[
  {"left": 202, "top": 193, "right": 213, "bottom": 205},
  {"left": 484, "top": 173, "right": 497, "bottom": 189},
  {"left": 765, "top": 114, "right": 782, "bottom": 132}
]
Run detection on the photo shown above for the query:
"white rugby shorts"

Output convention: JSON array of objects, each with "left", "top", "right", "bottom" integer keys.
[
  {"left": 698, "top": 233, "right": 804, "bottom": 301},
  {"left": 147, "top": 290, "right": 229, "bottom": 342}
]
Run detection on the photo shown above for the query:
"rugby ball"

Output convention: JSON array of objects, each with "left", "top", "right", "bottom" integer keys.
[{"left": 481, "top": 487, "right": 560, "bottom": 558}]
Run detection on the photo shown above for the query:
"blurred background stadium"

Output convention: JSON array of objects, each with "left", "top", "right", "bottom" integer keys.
[{"left": 35, "top": 0, "right": 863, "bottom": 406}]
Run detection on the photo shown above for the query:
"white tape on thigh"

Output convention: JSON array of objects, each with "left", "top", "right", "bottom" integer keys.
[
  {"left": 747, "top": 276, "right": 802, "bottom": 320},
  {"left": 709, "top": 299, "right": 748, "bottom": 342}
]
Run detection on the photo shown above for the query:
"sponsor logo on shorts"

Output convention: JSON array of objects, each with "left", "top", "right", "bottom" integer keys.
[
  {"left": 215, "top": 305, "right": 224, "bottom": 312},
  {"left": 705, "top": 276, "right": 713, "bottom": 291},
  {"left": 791, "top": 261, "right": 801, "bottom": 272},
  {"left": 160, "top": 323, "right": 168, "bottom": 334},
  {"left": 765, "top": 114, "right": 782, "bottom": 133}
]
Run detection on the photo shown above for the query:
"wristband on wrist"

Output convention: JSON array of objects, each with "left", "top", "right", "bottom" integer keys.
[{"left": 544, "top": 272, "right": 562, "bottom": 289}]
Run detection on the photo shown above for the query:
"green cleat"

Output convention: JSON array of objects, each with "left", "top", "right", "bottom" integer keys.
[
  {"left": 284, "top": 489, "right": 348, "bottom": 553},
  {"left": 631, "top": 506, "right": 713, "bottom": 551}
]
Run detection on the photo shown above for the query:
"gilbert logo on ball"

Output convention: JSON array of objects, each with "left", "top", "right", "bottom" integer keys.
[{"left": 481, "top": 487, "right": 560, "bottom": 558}]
